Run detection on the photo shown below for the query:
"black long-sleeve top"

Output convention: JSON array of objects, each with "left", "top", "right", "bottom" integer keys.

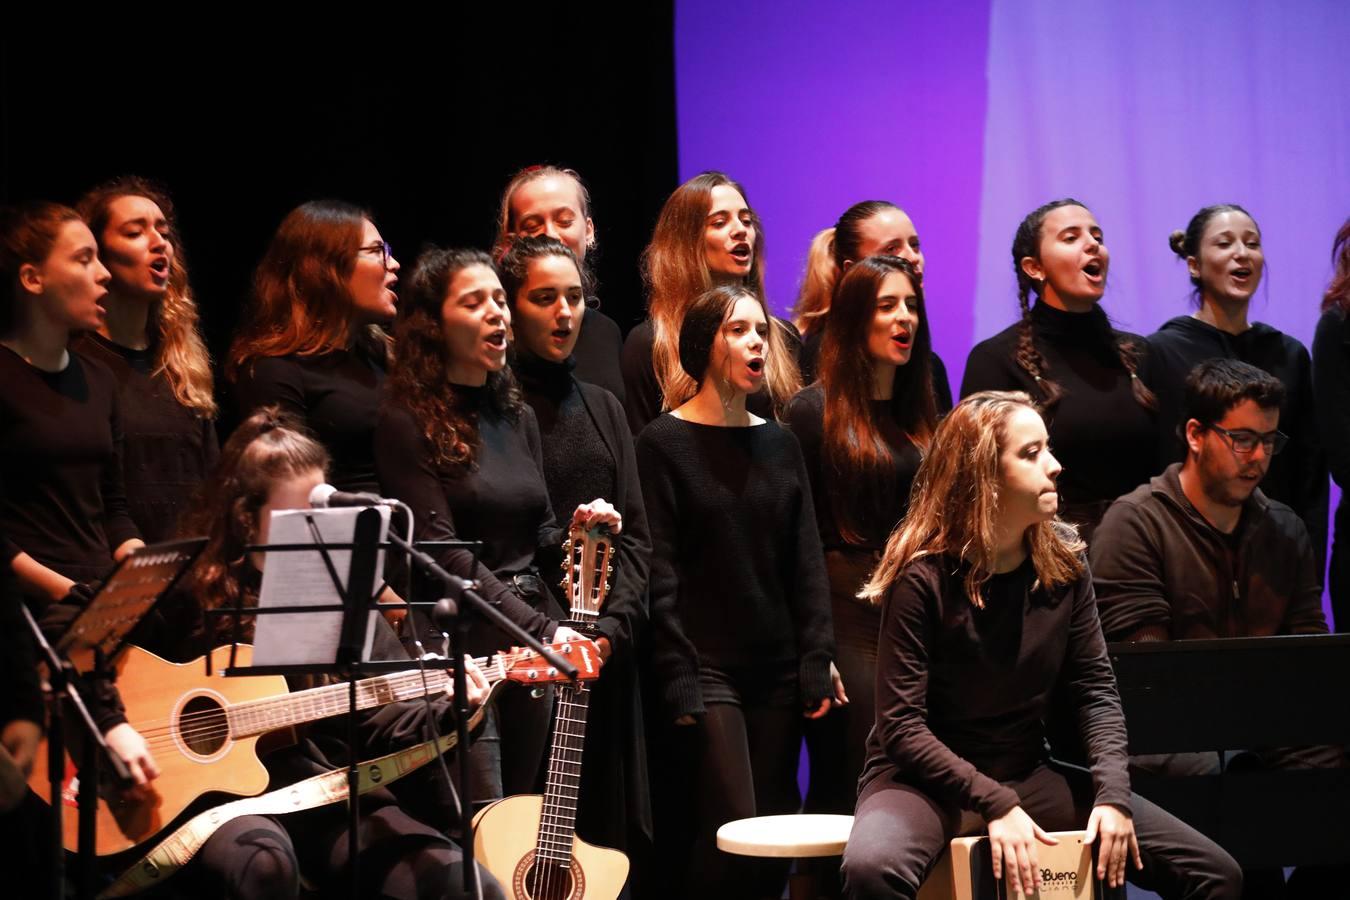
[
  {"left": 570, "top": 306, "right": 626, "bottom": 405},
  {"left": 861, "top": 554, "right": 1132, "bottom": 821},
  {"left": 635, "top": 414, "right": 834, "bottom": 719},
  {"left": 233, "top": 345, "right": 386, "bottom": 495},
  {"left": 783, "top": 383, "right": 924, "bottom": 552},
  {"left": 1312, "top": 307, "right": 1350, "bottom": 495},
  {"left": 1147, "top": 314, "right": 1328, "bottom": 564},
  {"left": 73, "top": 333, "right": 219, "bottom": 544},
  {"left": 0, "top": 347, "right": 140, "bottom": 582},
  {"left": 375, "top": 385, "right": 561, "bottom": 655},
  {"left": 961, "top": 303, "right": 1157, "bottom": 534},
  {"left": 0, "top": 570, "right": 43, "bottom": 730},
  {"left": 514, "top": 353, "right": 650, "bottom": 655}
]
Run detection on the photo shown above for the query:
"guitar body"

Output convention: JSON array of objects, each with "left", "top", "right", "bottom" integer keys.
[
  {"left": 473, "top": 795, "right": 629, "bottom": 900},
  {"left": 27, "top": 644, "right": 286, "bottom": 856}
]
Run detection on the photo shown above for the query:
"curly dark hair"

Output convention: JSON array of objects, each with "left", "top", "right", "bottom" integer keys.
[{"left": 386, "top": 246, "right": 521, "bottom": 470}]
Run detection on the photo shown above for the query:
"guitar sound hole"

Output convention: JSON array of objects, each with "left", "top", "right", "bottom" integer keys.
[
  {"left": 178, "top": 695, "right": 229, "bottom": 757},
  {"left": 525, "top": 859, "right": 575, "bottom": 900}
]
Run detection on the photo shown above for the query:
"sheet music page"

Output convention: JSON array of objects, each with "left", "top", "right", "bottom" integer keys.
[{"left": 252, "top": 506, "right": 388, "bottom": 666}]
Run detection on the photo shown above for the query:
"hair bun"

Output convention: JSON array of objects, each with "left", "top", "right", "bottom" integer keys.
[{"left": 1168, "top": 230, "right": 1187, "bottom": 258}]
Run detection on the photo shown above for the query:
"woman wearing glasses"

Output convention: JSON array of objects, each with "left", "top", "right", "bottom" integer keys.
[
  {"left": 1147, "top": 205, "right": 1328, "bottom": 562},
  {"left": 73, "top": 176, "right": 219, "bottom": 544},
  {"left": 228, "top": 200, "right": 399, "bottom": 496}
]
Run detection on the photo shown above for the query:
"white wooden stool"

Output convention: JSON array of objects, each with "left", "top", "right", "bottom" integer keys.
[
  {"left": 917, "top": 830, "right": 1112, "bottom": 899},
  {"left": 717, "top": 813, "right": 854, "bottom": 899}
]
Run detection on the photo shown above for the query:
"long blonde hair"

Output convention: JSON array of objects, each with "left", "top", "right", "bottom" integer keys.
[
  {"left": 642, "top": 171, "right": 799, "bottom": 413},
  {"left": 792, "top": 200, "right": 904, "bottom": 335},
  {"left": 78, "top": 176, "right": 217, "bottom": 416},
  {"left": 859, "top": 391, "right": 1084, "bottom": 607}
]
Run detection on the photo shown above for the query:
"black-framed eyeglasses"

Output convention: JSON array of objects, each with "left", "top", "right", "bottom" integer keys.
[
  {"left": 1209, "top": 424, "right": 1288, "bottom": 456},
  {"left": 358, "top": 241, "right": 393, "bottom": 266}
]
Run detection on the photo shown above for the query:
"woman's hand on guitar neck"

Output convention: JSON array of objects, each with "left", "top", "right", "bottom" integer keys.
[
  {"left": 571, "top": 499, "right": 622, "bottom": 534},
  {"left": 103, "top": 722, "right": 160, "bottom": 797},
  {"left": 553, "top": 626, "right": 607, "bottom": 669},
  {"left": 456, "top": 657, "right": 491, "bottom": 712}
]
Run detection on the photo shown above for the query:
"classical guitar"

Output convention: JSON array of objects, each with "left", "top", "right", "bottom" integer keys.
[
  {"left": 29, "top": 638, "right": 599, "bottom": 857},
  {"left": 474, "top": 524, "right": 629, "bottom": 900}
]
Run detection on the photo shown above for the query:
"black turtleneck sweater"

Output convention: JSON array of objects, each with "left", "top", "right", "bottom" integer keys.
[
  {"left": 234, "top": 345, "right": 386, "bottom": 495},
  {"left": 73, "top": 333, "right": 219, "bottom": 543},
  {"left": 514, "top": 351, "right": 654, "bottom": 855},
  {"left": 783, "top": 383, "right": 924, "bottom": 552},
  {"left": 961, "top": 303, "right": 1158, "bottom": 535},
  {"left": 1147, "top": 315, "right": 1328, "bottom": 564},
  {"left": 514, "top": 353, "right": 650, "bottom": 655},
  {"left": 374, "top": 384, "right": 561, "bottom": 654},
  {"left": 0, "top": 346, "right": 140, "bottom": 583}
]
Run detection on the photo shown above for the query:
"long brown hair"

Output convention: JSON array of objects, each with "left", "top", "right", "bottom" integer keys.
[
  {"left": 818, "top": 256, "right": 936, "bottom": 543},
  {"left": 859, "top": 391, "right": 1084, "bottom": 608},
  {"left": 78, "top": 176, "right": 217, "bottom": 416},
  {"left": 642, "top": 171, "right": 799, "bottom": 412},
  {"left": 178, "top": 406, "right": 329, "bottom": 641},
  {"left": 793, "top": 200, "right": 902, "bottom": 333},
  {"left": 386, "top": 247, "right": 521, "bottom": 470},
  {"left": 1010, "top": 198, "right": 1154, "bottom": 411},
  {"left": 1322, "top": 218, "right": 1350, "bottom": 315},
  {"left": 227, "top": 200, "right": 390, "bottom": 379},
  {"left": 0, "top": 201, "right": 83, "bottom": 337}
]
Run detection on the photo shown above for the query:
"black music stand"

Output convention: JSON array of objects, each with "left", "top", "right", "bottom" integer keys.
[
  {"left": 25, "top": 538, "right": 205, "bottom": 900},
  {"left": 212, "top": 505, "right": 578, "bottom": 900}
]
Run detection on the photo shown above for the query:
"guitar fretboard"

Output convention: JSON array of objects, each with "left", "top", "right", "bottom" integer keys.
[
  {"left": 220, "top": 655, "right": 511, "bottom": 738},
  {"left": 535, "top": 681, "right": 591, "bottom": 863}
]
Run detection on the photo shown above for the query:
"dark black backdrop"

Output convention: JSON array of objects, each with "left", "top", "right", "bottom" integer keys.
[{"left": 0, "top": 13, "right": 677, "bottom": 377}]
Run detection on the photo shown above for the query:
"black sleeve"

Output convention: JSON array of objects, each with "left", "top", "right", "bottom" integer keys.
[
  {"left": 1088, "top": 500, "right": 1172, "bottom": 641},
  {"left": 1288, "top": 342, "right": 1330, "bottom": 570},
  {"left": 874, "top": 566, "right": 1022, "bottom": 819},
  {"left": 786, "top": 435, "right": 835, "bottom": 707},
  {"left": 0, "top": 575, "right": 43, "bottom": 729},
  {"left": 374, "top": 407, "right": 555, "bottom": 642},
  {"left": 1283, "top": 517, "right": 1331, "bottom": 635},
  {"left": 233, "top": 357, "right": 306, "bottom": 420},
  {"left": 37, "top": 584, "right": 128, "bottom": 733},
  {"left": 201, "top": 417, "right": 221, "bottom": 478},
  {"left": 1054, "top": 575, "right": 1133, "bottom": 813},
  {"left": 354, "top": 618, "right": 461, "bottom": 755},
  {"left": 634, "top": 427, "right": 702, "bottom": 719},
  {"left": 590, "top": 391, "right": 651, "bottom": 660},
  {"left": 931, "top": 352, "right": 954, "bottom": 413},
  {"left": 521, "top": 406, "right": 564, "bottom": 554},
  {"left": 782, "top": 391, "right": 825, "bottom": 527},
  {"left": 1313, "top": 309, "right": 1350, "bottom": 488},
  {"left": 101, "top": 386, "right": 141, "bottom": 552},
  {"left": 621, "top": 325, "right": 661, "bottom": 437}
]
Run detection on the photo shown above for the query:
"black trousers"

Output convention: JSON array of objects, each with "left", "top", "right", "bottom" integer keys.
[{"left": 842, "top": 761, "right": 1243, "bottom": 900}]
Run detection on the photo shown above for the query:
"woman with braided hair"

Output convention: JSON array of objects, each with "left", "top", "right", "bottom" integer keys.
[{"left": 960, "top": 199, "right": 1157, "bottom": 542}]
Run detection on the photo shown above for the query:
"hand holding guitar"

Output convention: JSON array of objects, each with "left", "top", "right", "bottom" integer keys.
[
  {"left": 104, "top": 722, "right": 161, "bottom": 797},
  {"left": 570, "top": 499, "right": 621, "bottom": 534}
]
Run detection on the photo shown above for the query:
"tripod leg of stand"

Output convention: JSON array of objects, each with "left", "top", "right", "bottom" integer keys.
[
  {"left": 78, "top": 722, "right": 99, "bottom": 900},
  {"left": 452, "top": 622, "right": 481, "bottom": 899}
]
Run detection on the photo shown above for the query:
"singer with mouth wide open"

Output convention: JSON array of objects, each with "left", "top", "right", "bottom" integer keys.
[
  {"left": 229, "top": 200, "right": 401, "bottom": 497},
  {"left": 841, "top": 391, "right": 1241, "bottom": 900},
  {"left": 784, "top": 255, "right": 938, "bottom": 839},
  {"left": 374, "top": 247, "right": 620, "bottom": 810},
  {"left": 1147, "top": 204, "right": 1328, "bottom": 567},
  {"left": 960, "top": 199, "right": 1157, "bottom": 542},
  {"left": 499, "top": 236, "right": 656, "bottom": 879},
  {"left": 73, "top": 176, "right": 220, "bottom": 544},
  {"left": 636, "top": 283, "right": 840, "bottom": 899},
  {"left": 621, "top": 171, "right": 802, "bottom": 435}
]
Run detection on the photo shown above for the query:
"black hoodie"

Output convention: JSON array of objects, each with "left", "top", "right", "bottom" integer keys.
[{"left": 1145, "top": 314, "right": 1328, "bottom": 568}]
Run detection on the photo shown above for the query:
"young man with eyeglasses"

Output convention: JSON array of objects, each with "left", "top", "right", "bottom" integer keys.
[{"left": 1091, "top": 358, "right": 1327, "bottom": 642}]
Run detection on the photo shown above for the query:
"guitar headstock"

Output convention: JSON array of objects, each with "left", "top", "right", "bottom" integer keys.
[
  {"left": 560, "top": 523, "right": 614, "bottom": 622},
  {"left": 497, "top": 637, "right": 602, "bottom": 685}
]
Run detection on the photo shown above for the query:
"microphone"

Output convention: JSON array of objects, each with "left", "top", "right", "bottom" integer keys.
[{"left": 308, "top": 483, "right": 400, "bottom": 509}]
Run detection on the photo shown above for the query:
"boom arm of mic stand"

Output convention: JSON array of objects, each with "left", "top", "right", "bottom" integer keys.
[{"left": 384, "top": 530, "right": 580, "bottom": 681}]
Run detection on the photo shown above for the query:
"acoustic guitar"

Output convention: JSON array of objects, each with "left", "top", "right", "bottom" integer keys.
[
  {"left": 29, "top": 638, "right": 599, "bottom": 857},
  {"left": 474, "top": 524, "right": 630, "bottom": 900}
]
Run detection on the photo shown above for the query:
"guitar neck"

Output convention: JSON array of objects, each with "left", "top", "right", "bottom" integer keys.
[
  {"left": 224, "top": 657, "right": 510, "bottom": 738},
  {"left": 534, "top": 681, "right": 592, "bottom": 864}
]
